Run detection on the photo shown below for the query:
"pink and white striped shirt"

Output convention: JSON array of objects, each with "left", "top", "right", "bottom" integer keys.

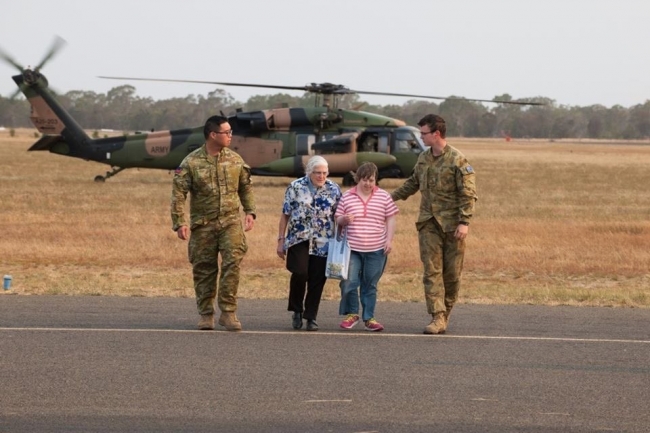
[{"left": 335, "top": 186, "right": 399, "bottom": 252}]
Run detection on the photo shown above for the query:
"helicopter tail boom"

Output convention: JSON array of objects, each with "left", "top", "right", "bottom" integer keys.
[{"left": 13, "top": 73, "right": 92, "bottom": 155}]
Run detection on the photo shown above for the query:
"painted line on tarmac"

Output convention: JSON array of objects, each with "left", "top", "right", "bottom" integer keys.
[
  {"left": 304, "top": 399, "right": 353, "bottom": 403},
  {"left": 1, "top": 327, "right": 649, "bottom": 344}
]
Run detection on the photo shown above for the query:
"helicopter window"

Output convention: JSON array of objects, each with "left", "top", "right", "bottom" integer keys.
[
  {"left": 359, "top": 134, "right": 378, "bottom": 152},
  {"left": 395, "top": 130, "right": 423, "bottom": 154},
  {"left": 296, "top": 134, "right": 316, "bottom": 156}
]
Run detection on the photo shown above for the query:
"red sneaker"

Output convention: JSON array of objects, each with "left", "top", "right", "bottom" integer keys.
[
  {"left": 364, "top": 318, "right": 384, "bottom": 332},
  {"left": 339, "top": 314, "right": 360, "bottom": 330}
]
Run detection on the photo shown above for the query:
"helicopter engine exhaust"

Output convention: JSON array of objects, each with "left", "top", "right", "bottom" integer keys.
[{"left": 232, "top": 108, "right": 312, "bottom": 133}]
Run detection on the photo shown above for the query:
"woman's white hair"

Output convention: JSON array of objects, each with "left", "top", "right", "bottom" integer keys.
[{"left": 304, "top": 155, "right": 329, "bottom": 175}]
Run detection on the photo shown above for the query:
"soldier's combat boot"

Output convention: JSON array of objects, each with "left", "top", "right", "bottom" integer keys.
[
  {"left": 444, "top": 308, "right": 452, "bottom": 326},
  {"left": 197, "top": 314, "right": 215, "bottom": 330},
  {"left": 218, "top": 312, "right": 242, "bottom": 331},
  {"left": 423, "top": 312, "right": 447, "bottom": 335}
]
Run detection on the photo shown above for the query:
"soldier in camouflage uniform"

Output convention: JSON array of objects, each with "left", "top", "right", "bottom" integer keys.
[
  {"left": 391, "top": 114, "right": 477, "bottom": 334},
  {"left": 171, "top": 115, "right": 256, "bottom": 331}
]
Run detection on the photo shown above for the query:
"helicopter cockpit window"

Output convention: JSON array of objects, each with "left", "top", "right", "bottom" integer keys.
[{"left": 395, "top": 130, "right": 423, "bottom": 154}]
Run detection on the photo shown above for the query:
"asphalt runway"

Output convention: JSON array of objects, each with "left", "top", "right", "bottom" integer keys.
[{"left": 0, "top": 295, "right": 648, "bottom": 433}]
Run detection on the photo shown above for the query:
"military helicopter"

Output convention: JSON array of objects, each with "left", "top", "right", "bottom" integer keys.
[{"left": 2, "top": 39, "right": 543, "bottom": 185}]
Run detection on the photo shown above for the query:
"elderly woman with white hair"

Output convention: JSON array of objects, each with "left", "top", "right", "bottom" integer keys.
[{"left": 276, "top": 155, "right": 342, "bottom": 331}]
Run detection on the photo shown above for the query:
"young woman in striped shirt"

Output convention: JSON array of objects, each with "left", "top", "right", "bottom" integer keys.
[{"left": 335, "top": 162, "right": 398, "bottom": 331}]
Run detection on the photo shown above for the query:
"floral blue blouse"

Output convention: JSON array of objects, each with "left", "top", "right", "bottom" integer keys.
[{"left": 282, "top": 176, "right": 341, "bottom": 257}]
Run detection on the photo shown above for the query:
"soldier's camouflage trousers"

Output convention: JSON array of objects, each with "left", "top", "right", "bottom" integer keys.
[
  {"left": 416, "top": 218, "right": 465, "bottom": 315},
  {"left": 188, "top": 219, "right": 248, "bottom": 315}
]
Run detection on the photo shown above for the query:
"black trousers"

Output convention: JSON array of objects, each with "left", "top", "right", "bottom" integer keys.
[{"left": 286, "top": 241, "right": 327, "bottom": 320}]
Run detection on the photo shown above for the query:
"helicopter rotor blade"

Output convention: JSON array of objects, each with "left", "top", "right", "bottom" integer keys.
[
  {"left": 8, "top": 87, "right": 23, "bottom": 100},
  {"left": 0, "top": 45, "right": 24, "bottom": 72},
  {"left": 351, "top": 89, "right": 544, "bottom": 106},
  {"left": 98, "top": 76, "right": 311, "bottom": 93},
  {"left": 98, "top": 76, "right": 544, "bottom": 106},
  {"left": 34, "top": 35, "right": 67, "bottom": 71}
]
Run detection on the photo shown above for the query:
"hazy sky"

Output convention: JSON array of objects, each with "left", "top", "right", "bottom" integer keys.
[{"left": 1, "top": 0, "right": 648, "bottom": 108}]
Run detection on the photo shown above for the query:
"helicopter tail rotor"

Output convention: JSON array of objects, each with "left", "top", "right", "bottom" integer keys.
[
  {"left": 0, "top": 35, "right": 66, "bottom": 99},
  {"left": 34, "top": 35, "right": 67, "bottom": 72},
  {"left": 0, "top": 46, "right": 24, "bottom": 72},
  {"left": 0, "top": 35, "right": 66, "bottom": 74}
]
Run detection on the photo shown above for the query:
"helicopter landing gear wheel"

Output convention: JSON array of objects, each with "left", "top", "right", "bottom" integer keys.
[
  {"left": 342, "top": 172, "right": 356, "bottom": 187},
  {"left": 94, "top": 166, "right": 126, "bottom": 182},
  {"left": 377, "top": 164, "right": 403, "bottom": 182}
]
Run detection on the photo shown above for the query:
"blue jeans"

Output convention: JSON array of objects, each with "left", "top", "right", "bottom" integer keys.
[{"left": 339, "top": 249, "right": 387, "bottom": 321}]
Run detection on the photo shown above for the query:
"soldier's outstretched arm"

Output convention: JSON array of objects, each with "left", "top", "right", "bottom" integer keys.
[{"left": 391, "top": 170, "right": 419, "bottom": 201}]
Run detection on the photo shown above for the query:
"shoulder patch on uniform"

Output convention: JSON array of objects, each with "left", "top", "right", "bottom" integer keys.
[
  {"left": 464, "top": 165, "right": 474, "bottom": 174},
  {"left": 174, "top": 167, "right": 182, "bottom": 175}
]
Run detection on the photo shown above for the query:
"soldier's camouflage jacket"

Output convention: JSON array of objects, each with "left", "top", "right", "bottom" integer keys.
[
  {"left": 171, "top": 144, "right": 256, "bottom": 231},
  {"left": 391, "top": 144, "right": 477, "bottom": 232}
]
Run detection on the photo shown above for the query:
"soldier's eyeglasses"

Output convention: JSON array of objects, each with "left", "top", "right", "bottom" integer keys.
[
  {"left": 420, "top": 130, "right": 436, "bottom": 137},
  {"left": 213, "top": 130, "right": 233, "bottom": 137}
]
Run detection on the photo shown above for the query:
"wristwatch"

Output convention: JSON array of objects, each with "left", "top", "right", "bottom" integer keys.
[{"left": 458, "top": 221, "right": 469, "bottom": 226}]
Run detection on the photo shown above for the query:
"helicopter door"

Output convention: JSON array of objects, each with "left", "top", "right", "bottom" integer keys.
[
  {"left": 296, "top": 134, "right": 316, "bottom": 156},
  {"left": 357, "top": 132, "right": 389, "bottom": 154},
  {"left": 358, "top": 133, "right": 378, "bottom": 152},
  {"left": 389, "top": 128, "right": 423, "bottom": 177}
]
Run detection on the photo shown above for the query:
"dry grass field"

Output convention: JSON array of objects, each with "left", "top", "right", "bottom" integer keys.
[{"left": 1, "top": 128, "right": 649, "bottom": 308}]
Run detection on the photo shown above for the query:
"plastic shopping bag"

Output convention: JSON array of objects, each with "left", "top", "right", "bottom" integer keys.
[{"left": 325, "top": 225, "right": 351, "bottom": 280}]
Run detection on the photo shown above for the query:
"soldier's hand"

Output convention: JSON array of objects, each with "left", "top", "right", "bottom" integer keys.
[
  {"left": 454, "top": 224, "right": 469, "bottom": 241},
  {"left": 177, "top": 226, "right": 189, "bottom": 241},
  {"left": 244, "top": 214, "right": 255, "bottom": 232}
]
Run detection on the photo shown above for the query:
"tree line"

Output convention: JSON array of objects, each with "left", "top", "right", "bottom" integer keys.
[{"left": 1, "top": 85, "right": 649, "bottom": 139}]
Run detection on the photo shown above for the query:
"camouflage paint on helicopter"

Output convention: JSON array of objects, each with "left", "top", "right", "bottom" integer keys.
[
  {"left": 3, "top": 38, "right": 543, "bottom": 183},
  {"left": 15, "top": 71, "right": 403, "bottom": 182}
]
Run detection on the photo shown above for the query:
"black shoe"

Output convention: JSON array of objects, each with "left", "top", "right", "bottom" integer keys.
[
  {"left": 306, "top": 319, "right": 319, "bottom": 332},
  {"left": 292, "top": 312, "right": 303, "bottom": 330}
]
